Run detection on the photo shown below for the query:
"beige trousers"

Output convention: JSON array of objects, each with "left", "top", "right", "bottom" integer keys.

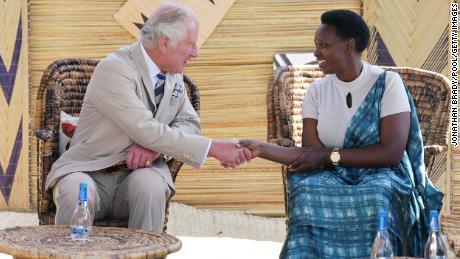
[{"left": 52, "top": 165, "right": 171, "bottom": 232}]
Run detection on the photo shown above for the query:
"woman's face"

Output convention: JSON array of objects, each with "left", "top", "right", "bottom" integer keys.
[{"left": 314, "top": 24, "right": 350, "bottom": 74}]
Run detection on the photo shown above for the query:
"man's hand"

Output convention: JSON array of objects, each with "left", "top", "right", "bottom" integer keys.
[
  {"left": 208, "top": 139, "right": 252, "bottom": 168},
  {"left": 126, "top": 143, "right": 160, "bottom": 170}
]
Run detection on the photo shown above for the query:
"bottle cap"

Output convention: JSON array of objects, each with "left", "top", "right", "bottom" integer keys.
[
  {"left": 79, "top": 182, "right": 88, "bottom": 201},
  {"left": 378, "top": 211, "right": 388, "bottom": 231},
  {"left": 430, "top": 210, "right": 440, "bottom": 231}
]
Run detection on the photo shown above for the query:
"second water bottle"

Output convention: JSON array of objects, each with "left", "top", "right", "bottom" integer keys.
[
  {"left": 424, "top": 210, "right": 447, "bottom": 259},
  {"left": 371, "top": 211, "right": 393, "bottom": 259}
]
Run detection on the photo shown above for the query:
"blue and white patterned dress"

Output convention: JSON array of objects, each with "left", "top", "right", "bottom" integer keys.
[{"left": 280, "top": 72, "right": 443, "bottom": 259}]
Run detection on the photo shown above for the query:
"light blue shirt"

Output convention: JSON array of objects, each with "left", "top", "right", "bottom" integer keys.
[{"left": 140, "top": 42, "right": 162, "bottom": 88}]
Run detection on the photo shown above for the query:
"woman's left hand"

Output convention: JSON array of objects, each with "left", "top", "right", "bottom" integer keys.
[{"left": 289, "top": 147, "right": 331, "bottom": 172}]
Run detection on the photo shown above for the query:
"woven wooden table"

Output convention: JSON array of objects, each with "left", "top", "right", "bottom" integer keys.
[{"left": 0, "top": 225, "right": 181, "bottom": 259}]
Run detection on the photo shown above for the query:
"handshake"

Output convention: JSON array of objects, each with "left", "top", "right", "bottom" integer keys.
[{"left": 208, "top": 139, "right": 256, "bottom": 168}]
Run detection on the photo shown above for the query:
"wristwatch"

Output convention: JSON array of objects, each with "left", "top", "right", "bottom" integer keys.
[{"left": 330, "top": 147, "right": 341, "bottom": 166}]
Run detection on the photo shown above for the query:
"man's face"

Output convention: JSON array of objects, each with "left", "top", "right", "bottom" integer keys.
[{"left": 164, "top": 21, "right": 199, "bottom": 74}]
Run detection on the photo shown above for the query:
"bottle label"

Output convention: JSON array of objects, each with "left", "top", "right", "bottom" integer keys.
[{"left": 71, "top": 226, "right": 89, "bottom": 234}]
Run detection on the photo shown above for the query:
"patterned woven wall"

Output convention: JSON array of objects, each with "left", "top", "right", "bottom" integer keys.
[
  {"left": 363, "top": 0, "right": 455, "bottom": 215},
  {"left": 364, "top": 0, "right": 450, "bottom": 76},
  {"left": 0, "top": 0, "right": 30, "bottom": 210},
  {"left": 29, "top": 0, "right": 360, "bottom": 216}
]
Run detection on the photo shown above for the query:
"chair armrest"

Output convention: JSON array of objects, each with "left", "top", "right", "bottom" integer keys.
[
  {"left": 268, "top": 138, "right": 295, "bottom": 147},
  {"left": 424, "top": 144, "right": 448, "bottom": 181},
  {"left": 35, "top": 128, "right": 55, "bottom": 142},
  {"left": 424, "top": 144, "right": 448, "bottom": 156},
  {"left": 269, "top": 142, "right": 447, "bottom": 155}
]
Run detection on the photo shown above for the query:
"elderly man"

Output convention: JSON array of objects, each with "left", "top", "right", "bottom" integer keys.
[{"left": 46, "top": 2, "right": 250, "bottom": 232}]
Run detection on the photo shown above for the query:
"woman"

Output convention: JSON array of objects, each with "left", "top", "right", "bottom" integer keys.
[{"left": 240, "top": 10, "right": 443, "bottom": 258}]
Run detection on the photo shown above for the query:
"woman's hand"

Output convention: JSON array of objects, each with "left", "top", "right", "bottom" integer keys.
[
  {"left": 289, "top": 147, "right": 331, "bottom": 172},
  {"left": 238, "top": 139, "right": 264, "bottom": 159}
]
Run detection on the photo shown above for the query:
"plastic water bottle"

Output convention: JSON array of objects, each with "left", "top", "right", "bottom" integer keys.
[
  {"left": 371, "top": 211, "right": 393, "bottom": 259},
  {"left": 424, "top": 210, "right": 447, "bottom": 259},
  {"left": 70, "top": 182, "right": 92, "bottom": 243}
]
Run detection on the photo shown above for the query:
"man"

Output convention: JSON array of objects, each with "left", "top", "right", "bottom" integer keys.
[{"left": 46, "top": 2, "right": 250, "bottom": 232}]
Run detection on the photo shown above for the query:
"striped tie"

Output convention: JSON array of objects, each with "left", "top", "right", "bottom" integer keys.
[{"left": 154, "top": 73, "right": 165, "bottom": 106}]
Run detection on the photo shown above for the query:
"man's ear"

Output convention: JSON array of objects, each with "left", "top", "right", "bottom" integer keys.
[{"left": 158, "top": 36, "right": 170, "bottom": 53}]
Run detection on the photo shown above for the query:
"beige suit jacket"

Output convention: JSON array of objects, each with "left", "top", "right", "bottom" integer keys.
[{"left": 45, "top": 42, "right": 211, "bottom": 190}]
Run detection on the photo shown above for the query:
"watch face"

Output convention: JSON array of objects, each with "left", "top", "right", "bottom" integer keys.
[{"left": 331, "top": 152, "right": 340, "bottom": 162}]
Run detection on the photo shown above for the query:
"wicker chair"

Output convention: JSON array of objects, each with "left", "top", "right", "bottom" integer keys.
[
  {"left": 267, "top": 65, "right": 450, "bottom": 217},
  {"left": 34, "top": 58, "right": 200, "bottom": 233}
]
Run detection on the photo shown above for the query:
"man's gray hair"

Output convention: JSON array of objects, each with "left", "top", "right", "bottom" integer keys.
[{"left": 140, "top": 2, "right": 197, "bottom": 48}]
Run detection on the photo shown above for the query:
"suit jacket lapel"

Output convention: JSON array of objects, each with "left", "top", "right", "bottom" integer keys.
[{"left": 130, "top": 42, "right": 158, "bottom": 111}]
